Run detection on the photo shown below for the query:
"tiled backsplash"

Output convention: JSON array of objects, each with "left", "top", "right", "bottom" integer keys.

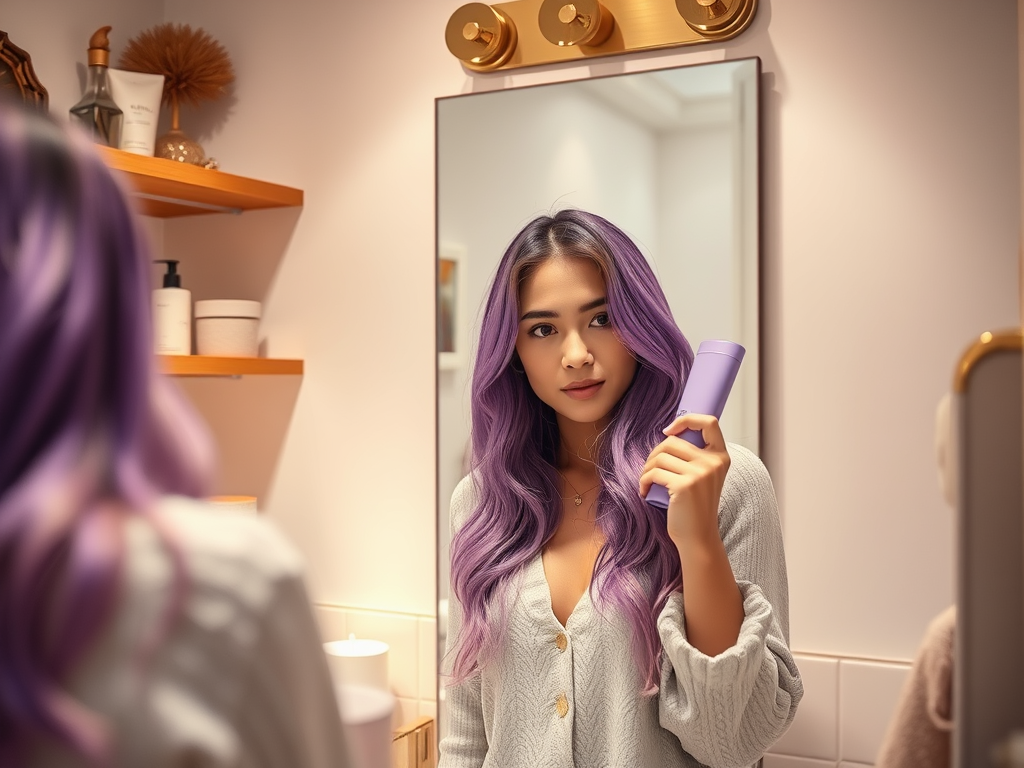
[
  {"left": 766, "top": 653, "right": 912, "bottom": 768},
  {"left": 763, "top": 758, "right": 872, "bottom": 768},
  {"left": 763, "top": 757, "right": 840, "bottom": 768},
  {"left": 771, "top": 656, "right": 839, "bottom": 761},
  {"left": 315, "top": 603, "right": 438, "bottom": 731}
]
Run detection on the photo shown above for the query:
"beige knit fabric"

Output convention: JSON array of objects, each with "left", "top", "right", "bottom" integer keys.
[
  {"left": 29, "top": 497, "right": 350, "bottom": 768},
  {"left": 440, "top": 444, "right": 803, "bottom": 768}
]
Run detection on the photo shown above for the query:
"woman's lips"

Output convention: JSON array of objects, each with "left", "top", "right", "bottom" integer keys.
[{"left": 562, "top": 381, "right": 604, "bottom": 400}]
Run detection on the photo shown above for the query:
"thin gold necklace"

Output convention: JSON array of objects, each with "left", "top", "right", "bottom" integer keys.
[{"left": 556, "top": 468, "right": 600, "bottom": 507}]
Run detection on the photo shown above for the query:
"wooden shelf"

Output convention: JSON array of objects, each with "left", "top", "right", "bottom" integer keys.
[
  {"left": 97, "top": 146, "right": 303, "bottom": 218},
  {"left": 160, "top": 355, "right": 304, "bottom": 377}
]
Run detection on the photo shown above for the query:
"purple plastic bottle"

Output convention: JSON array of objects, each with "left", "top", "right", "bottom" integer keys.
[{"left": 645, "top": 340, "right": 745, "bottom": 510}]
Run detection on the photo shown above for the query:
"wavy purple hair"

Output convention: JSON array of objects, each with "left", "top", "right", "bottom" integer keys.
[
  {"left": 449, "top": 209, "right": 694, "bottom": 693},
  {"left": 0, "top": 102, "right": 213, "bottom": 764}
]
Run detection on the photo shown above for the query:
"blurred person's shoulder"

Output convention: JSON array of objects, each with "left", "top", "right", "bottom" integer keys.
[
  {"left": 154, "top": 496, "right": 304, "bottom": 574},
  {"left": 129, "top": 495, "right": 307, "bottom": 610},
  {"left": 33, "top": 498, "right": 322, "bottom": 766}
]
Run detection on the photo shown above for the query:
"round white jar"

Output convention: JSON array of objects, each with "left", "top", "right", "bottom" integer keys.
[{"left": 194, "top": 299, "right": 262, "bottom": 357}]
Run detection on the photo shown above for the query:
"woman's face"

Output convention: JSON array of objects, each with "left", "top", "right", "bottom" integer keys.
[{"left": 514, "top": 256, "right": 637, "bottom": 430}]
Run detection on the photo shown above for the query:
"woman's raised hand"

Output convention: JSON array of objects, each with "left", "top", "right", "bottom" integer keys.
[{"left": 639, "top": 413, "right": 731, "bottom": 549}]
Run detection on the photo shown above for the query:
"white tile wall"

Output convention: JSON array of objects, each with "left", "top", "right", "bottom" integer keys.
[
  {"left": 345, "top": 609, "right": 421, "bottom": 700},
  {"left": 763, "top": 755, "right": 834, "bottom": 768},
  {"left": 764, "top": 653, "right": 911, "bottom": 768},
  {"left": 316, "top": 604, "right": 348, "bottom": 643},
  {"left": 770, "top": 655, "right": 839, "bottom": 761},
  {"left": 839, "top": 660, "right": 910, "bottom": 764},
  {"left": 418, "top": 617, "right": 438, "bottom": 702},
  {"left": 394, "top": 697, "right": 420, "bottom": 730},
  {"left": 314, "top": 604, "right": 437, "bottom": 731}
]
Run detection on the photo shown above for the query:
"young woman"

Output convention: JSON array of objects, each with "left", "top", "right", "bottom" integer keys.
[
  {"left": 440, "top": 209, "right": 802, "bottom": 768},
  {"left": 0, "top": 102, "right": 349, "bottom": 767}
]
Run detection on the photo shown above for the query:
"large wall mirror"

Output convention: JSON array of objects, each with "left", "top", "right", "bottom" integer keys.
[{"left": 435, "top": 56, "right": 761, "bottom": 731}]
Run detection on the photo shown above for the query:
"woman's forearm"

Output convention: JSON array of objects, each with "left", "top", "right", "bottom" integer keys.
[{"left": 676, "top": 536, "right": 744, "bottom": 657}]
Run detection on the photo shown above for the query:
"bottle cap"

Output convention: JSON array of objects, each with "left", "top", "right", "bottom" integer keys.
[
  {"left": 695, "top": 339, "right": 746, "bottom": 361},
  {"left": 87, "top": 26, "right": 112, "bottom": 67},
  {"left": 154, "top": 259, "right": 182, "bottom": 288}
]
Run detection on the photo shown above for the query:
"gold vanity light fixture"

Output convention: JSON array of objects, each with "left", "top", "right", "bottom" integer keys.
[
  {"left": 675, "top": 0, "right": 757, "bottom": 37},
  {"left": 445, "top": 3, "right": 518, "bottom": 72},
  {"left": 538, "top": 0, "right": 614, "bottom": 48},
  {"left": 444, "top": 0, "right": 757, "bottom": 72}
]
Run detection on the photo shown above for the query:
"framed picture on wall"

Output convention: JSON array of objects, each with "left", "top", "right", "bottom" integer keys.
[{"left": 438, "top": 243, "right": 466, "bottom": 370}]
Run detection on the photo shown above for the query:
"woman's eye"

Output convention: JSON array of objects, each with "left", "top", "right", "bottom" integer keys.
[
  {"left": 529, "top": 324, "right": 556, "bottom": 338},
  {"left": 590, "top": 312, "right": 611, "bottom": 328}
]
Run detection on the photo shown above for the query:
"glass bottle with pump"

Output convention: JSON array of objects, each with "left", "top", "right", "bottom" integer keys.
[{"left": 69, "top": 26, "right": 123, "bottom": 148}]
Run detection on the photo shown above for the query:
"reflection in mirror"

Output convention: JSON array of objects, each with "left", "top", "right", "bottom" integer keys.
[{"left": 436, "top": 57, "right": 761, "bottom": 735}]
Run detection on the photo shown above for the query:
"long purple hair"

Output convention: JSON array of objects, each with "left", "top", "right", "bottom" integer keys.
[
  {"left": 449, "top": 209, "right": 694, "bottom": 693},
  {"left": 0, "top": 102, "right": 213, "bottom": 763}
]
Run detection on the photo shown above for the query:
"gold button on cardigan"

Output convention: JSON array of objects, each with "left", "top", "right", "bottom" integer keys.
[
  {"left": 555, "top": 693, "right": 569, "bottom": 718},
  {"left": 555, "top": 632, "right": 567, "bottom": 651}
]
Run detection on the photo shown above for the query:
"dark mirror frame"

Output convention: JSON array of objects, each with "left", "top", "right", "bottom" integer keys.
[{"left": 434, "top": 56, "right": 763, "bottom": 741}]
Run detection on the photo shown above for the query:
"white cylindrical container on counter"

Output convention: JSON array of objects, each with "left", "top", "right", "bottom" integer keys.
[
  {"left": 324, "top": 634, "right": 390, "bottom": 692},
  {"left": 336, "top": 684, "right": 394, "bottom": 768},
  {"left": 206, "top": 495, "right": 258, "bottom": 515},
  {"left": 325, "top": 636, "right": 393, "bottom": 768},
  {"left": 194, "top": 299, "right": 261, "bottom": 357}
]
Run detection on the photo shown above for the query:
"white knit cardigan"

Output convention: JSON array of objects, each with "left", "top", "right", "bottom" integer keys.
[{"left": 439, "top": 444, "right": 803, "bottom": 768}]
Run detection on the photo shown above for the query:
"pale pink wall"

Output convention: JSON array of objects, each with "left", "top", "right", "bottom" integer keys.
[
  {"left": 10, "top": 0, "right": 1019, "bottom": 656},
  {"left": 160, "top": 0, "right": 1019, "bottom": 658},
  {"left": 745, "top": 1, "right": 1018, "bottom": 658},
  {"left": 4, "top": 3, "right": 163, "bottom": 112}
]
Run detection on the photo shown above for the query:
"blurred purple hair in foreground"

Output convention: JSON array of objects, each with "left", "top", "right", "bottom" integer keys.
[{"left": 0, "top": 99, "right": 213, "bottom": 764}]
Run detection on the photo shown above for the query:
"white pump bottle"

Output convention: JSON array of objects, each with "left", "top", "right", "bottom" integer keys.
[{"left": 153, "top": 259, "right": 191, "bottom": 355}]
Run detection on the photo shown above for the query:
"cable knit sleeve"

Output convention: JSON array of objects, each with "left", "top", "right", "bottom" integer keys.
[
  {"left": 657, "top": 444, "right": 803, "bottom": 768},
  {"left": 438, "top": 475, "right": 488, "bottom": 768}
]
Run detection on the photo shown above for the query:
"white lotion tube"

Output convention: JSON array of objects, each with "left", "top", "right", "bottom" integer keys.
[{"left": 107, "top": 69, "right": 165, "bottom": 156}]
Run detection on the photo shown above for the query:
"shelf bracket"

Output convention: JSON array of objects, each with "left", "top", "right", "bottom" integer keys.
[{"left": 135, "top": 192, "right": 243, "bottom": 216}]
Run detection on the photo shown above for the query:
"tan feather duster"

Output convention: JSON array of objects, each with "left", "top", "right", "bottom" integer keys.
[{"left": 118, "top": 23, "right": 234, "bottom": 130}]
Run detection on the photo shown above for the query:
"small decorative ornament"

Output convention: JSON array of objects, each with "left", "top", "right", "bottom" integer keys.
[
  {"left": 118, "top": 23, "right": 234, "bottom": 166},
  {"left": 155, "top": 130, "right": 205, "bottom": 165}
]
